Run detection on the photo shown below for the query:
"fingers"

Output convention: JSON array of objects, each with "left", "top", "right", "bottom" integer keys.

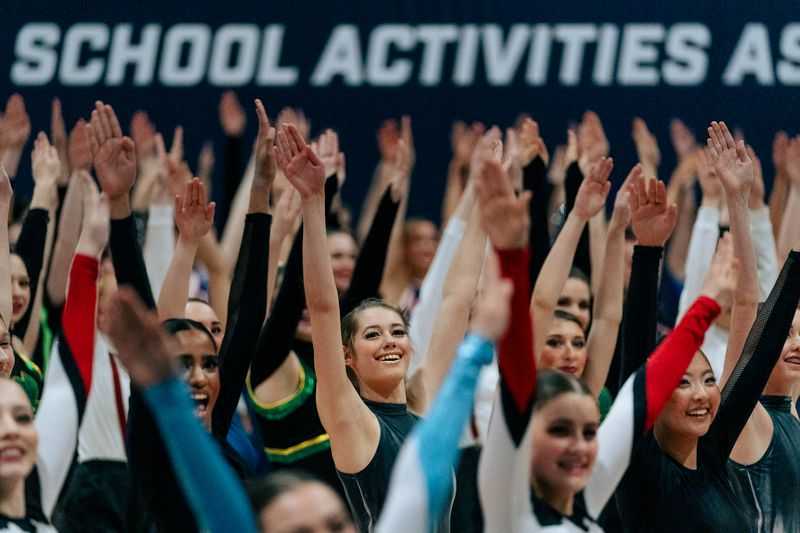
[
  {"left": 719, "top": 121, "right": 736, "bottom": 150},
  {"left": 255, "top": 98, "right": 270, "bottom": 134},
  {"left": 104, "top": 104, "right": 123, "bottom": 138},
  {"left": 155, "top": 133, "right": 167, "bottom": 163},
  {"left": 206, "top": 201, "right": 216, "bottom": 223},
  {"left": 170, "top": 126, "right": 184, "bottom": 162},
  {"left": 94, "top": 101, "right": 112, "bottom": 141},
  {"left": 735, "top": 140, "right": 749, "bottom": 163},
  {"left": 590, "top": 156, "right": 613, "bottom": 182},
  {"left": 285, "top": 124, "right": 304, "bottom": 155}
]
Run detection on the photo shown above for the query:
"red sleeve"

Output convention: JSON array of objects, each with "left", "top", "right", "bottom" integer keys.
[
  {"left": 496, "top": 247, "right": 536, "bottom": 415},
  {"left": 62, "top": 254, "right": 100, "bottom": 393},
  {"left": 644, "top": 295, "right": 720, "bottom": 430}
]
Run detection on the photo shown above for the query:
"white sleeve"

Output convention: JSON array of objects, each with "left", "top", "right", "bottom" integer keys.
[
  {"left": 407, "top": 216, "right": 466, "bottom": 376},
  {"left": 144, "top": 203, "right": 175, "bottom": 299},
  {"left": 677, "top": 206, "right": 719, "bottom": 321},
  {"left": 750, "top": 206, "right": 779, "bottom": 301}
]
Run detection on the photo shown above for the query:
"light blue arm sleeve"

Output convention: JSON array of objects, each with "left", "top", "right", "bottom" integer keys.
[
  {"left": 143, "top": 377, "right": 258, "bottom": 533},
  {"left": 378, "top": 334, "right": 494, "bottom": 532}
]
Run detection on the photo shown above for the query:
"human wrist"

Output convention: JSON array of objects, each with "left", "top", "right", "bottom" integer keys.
[{"left": 109, "top": 196, "right": 132, "bottom": 219}]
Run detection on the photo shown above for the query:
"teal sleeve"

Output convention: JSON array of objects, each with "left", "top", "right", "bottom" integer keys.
[{"left": 143, "top": 377, "right": 258, "bottom": 533}]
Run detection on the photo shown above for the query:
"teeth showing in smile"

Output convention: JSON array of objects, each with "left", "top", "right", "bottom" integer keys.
[
  {"left": 191, "top": 393, "right": 209, "bottom": 414},
  {"left": 0, "top": 448, "right": 23, "bottom": 460},
  {"left": 378, "top": 353, "right": 401, "bottom": 362},
  {"left": 687, "top": 408, "right": 710, "bottom": 417}
]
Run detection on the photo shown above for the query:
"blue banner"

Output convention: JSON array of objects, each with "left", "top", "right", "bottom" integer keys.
[{"left": 2, "top": 0, "right": 799, "bottom": 219}]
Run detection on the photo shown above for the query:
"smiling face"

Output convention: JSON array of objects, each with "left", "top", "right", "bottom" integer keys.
[
  {"left": 344, "top": 306, "right": 411, "bottom": 397},
  {"left": 556, "top": 277, "right": 591, "bottom": 330},
  {"left": 0, "top": 380, "right": 37, "bottom": 483},
  {"left": 259, "top": 481, "right": 356, "bottom": 533},
  {"left": 655, "top": 352, "right": 720, "bottom": 438},
  {"left": 9, "top": 254, "right": 30, "bottom": 325},
  {"left": 172, "top": 329, "right": 220, "bottom": 430},
  {"left": 328, "top": 232, "right": 358, "bottom": 293},
  {"left": 185, "top": 300, "right": 224, "bottom": 349},
  {"left": 540, "top": 317, "right": 587, "bottom": 378},
  {"left": 530, "top": 392, "right": 599, "bottom": 500},
  {"left": 765, "top": 310, "right": 800, "bottom": 392}
]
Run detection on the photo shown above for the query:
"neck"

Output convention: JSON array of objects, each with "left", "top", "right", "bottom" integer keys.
[
  {"left": 531, "top": 478, "right": 574, "bottom": 516},
  {"left": 358, "top": 381, "right": 407, "bottom": 404},
  {"left": 762, "top": 377, "right": 795, "bottom": 398},
  {"left": 654, "top": 422, "right": 699, "bottom": 469},
  {"left": 0, "top": 478, "right": 26, "bottom": 519}
]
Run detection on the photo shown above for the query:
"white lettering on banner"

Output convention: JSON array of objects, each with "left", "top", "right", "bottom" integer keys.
[
  {"left": 482, "top": 24, "right": 530, "bottom": 85},
  {"left": 9, "top": 21, "right": 800, "bottom": 87},
  {"left": 311, "top": 25, "right": 363, "bottom": 86},
  {"left": 553, "top": 24, "right": 597, "bottom": 85},
  {"left": 106, "top": 24, "right": 160, "bottom": 86},
  {"left": 663, "top": 23, "right": 710, "bottom": 85},
  {"left": 160, "top": 24, "right": 211, "bottom": 86},
  {"left": 366, "top": 24, "right": 414, "bottom": 86},
  {"left": 777, "top": 23, "right": 800, "bottom": 85},
  {"left": 526, "top": 24, "right": 551, "bottom": 86},
  {"left": 11, "top": 23, "right": 60, "bottom": 85},
  {"left": 209, "top": 24, "right": 259, "bottom": 86},
  {"left": 60, "top": 23, "right": 108, "bottom": 85},
  {"left": 618, "top": 24, "right": 664, "bottom": 85},
  {"left": 417, "top": 24, "right": 458, "bottom": 86},
  {"left": 257, "top": 26, "right": 298, "bottom": 85},
  {"left": 593, "top": 24, "right": 619, "bottom": 86},
  {"left": 453, "top": 24, "right": 479, "bottom": 86},
  {"left": 723, "top": 23, "right": 775, "bottom": 85}
]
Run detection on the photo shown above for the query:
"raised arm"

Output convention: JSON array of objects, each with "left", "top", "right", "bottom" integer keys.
[
  {"left": 475, "top": 157, "right": 533, "bottom": 533},
  {"left": 0, "top": 94, "right": 31, "bottom": 178},
  {"left": 778, "top": 138, "right": 800, "bottom": 264},
  {"left": 0, "top": 168, "right": 13, "bottom": 329},
  {"left": 157, "top": 179, "right": 215, "bottom": 318},
  {"left": 103, "top": 288, "right": 257, "bottom": 533},
  {"left": 377, "top": 256, "right": 510, "bottom": 533},
  {"left": 618, "top": 175, "right": 679, "bottom": 385},
  {"left": 275, "top": 123, "right": 378, "bottom": 473},
  {"left": 14, "top": 133, "right": 59, "bottom": 344},
  {"left": 705, "top": 122, "right": 759, "bottom": 385},
  {"left": 581, "top": 176, "right": 633, "bottom": 397},
  {"left": 210, "top": 99, "right": 273, "bottom": 438},
  {"left": 531, "top": 157, "right": 612, "bottom": 358},
  {"left": 408, "top": 169, "right": 486, "bottom": 414},
  {"left": 34, "top": 176, "right": 107, "bottom": 520},
  {"left": 518, "top": 117, "right": 552, "bottom": 289},
  {"left": 47, "top": 119, "right": 92, "bottom": 307},
  {"left": 769, "top": 132, "right": 790, "bottom": 239}
]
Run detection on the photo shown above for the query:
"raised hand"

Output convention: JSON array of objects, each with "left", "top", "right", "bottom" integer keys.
[
  {"left": 695, "top": 147, "right": 721, "bottom": 204},
  {"left": 705, "top": 121, "right": 754, "bottom": 202},
  {"left": 169, "top": 126, "right": 184, "bottom": 165},
  {"left": 632, "top": 117, "right": 661, "bottom": 176},
  {"left": 773, "top": 131, "right": 789, "bottom": 177},
  {"left": 31, "top": 132, "right": 62, "bottom": 186},
  {"left": 68, "top": 119, "right": 93, "bottom": 173},
  {"left": 517, "top": 117, "right": 548, "bottom": 166},
  {"left": 130, "top": 111, "right": 157, "bottom": 158},
  {"left": 313, "top": 128, "right": 339, "bottom": 180},
  {"left": 2, "top": 94, "right": 31, "bottom": 149},
  {"left": 746, "top": 146, "right": 765, "bottom": 208},
  {"left": 610, "top": 182, "right": 632, "bottom": 231},
  {"left": 476, "top": 158, "right": 531, "bottom": 250},
  {"left": 451, "top": 121, "right": 484, "bottom": 166},
  {"left": 51, "top": 98, "right": 70, "bottom": 181},
  {"left": 254, "top": 99, "right": 277, "bottom": 187},
  {"left": 197, "top": 141, "right": 215, "bottom": 191},
  {"left": 670, "top": 118, "right": 697, "bottom": 161},
  {"left": 175, "top": 178, "right": 215, "bottom": 244},
  {"left": 277, "top": 107, "right": 310, "bottom": 141},
  {"left": 469, "top": 253, "right": 513, "bottom": 341},
  {"left": 100, "top": 287, "right": 178, "bottom": 387},
  {"left": 386, "top": 139, "right": 412, "bottom": 202},
  {"left": 629, "top": 168, "right": 678, "bottom": 246},
  {"left": 577, "top": 111, "right": 609, "bottom": 175},
  {"left": 700, "top": 232, "right": 736, "bottom": 311},
  {"left": 76, "top": 173, "right": 110, "bottom": 257},
  {"left": 399, "top": 115, "right": 415, "bottom": 168},
  {"left": 785, "top": 136, "right": 800, "bottom": 187},
  {"left": 88, "top": 101, "right": 137, "bottom": 203},
  {"left": 275, "top": 124, "right": 325, "bottom": 200},
  {"left": 573, "top": 157, "right": 613, "bottom": 220},
  {"left": 377, "top": 119, "right": 400, "bottom": 164},
  {"left": 219, "top": 91, "right": 246, "bottom": 137}
]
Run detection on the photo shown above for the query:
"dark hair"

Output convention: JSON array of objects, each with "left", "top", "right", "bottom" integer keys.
[
  {"left": 568, "top": 267, "right": 590, "bottom": 287},
  {"left": 403, "top": 217, "right": 438, "bottom": 242},
  {"left": 340, "top": 298, "right": 409, "bottom": 389},
  {"left": 186, "top": 297, "right": 212, "bottom": 307},
  {"left": 162, "top": 318, "right": 218, "bottom": 353},
  {"left": 552, "top": 309, "right": 584, "bottom": 330},
  {"left": 533, "top": 370, "right": 594, "bottom": 412},
  {"left": 246, "top": 470, "right": 335, "bottom": 516}
]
